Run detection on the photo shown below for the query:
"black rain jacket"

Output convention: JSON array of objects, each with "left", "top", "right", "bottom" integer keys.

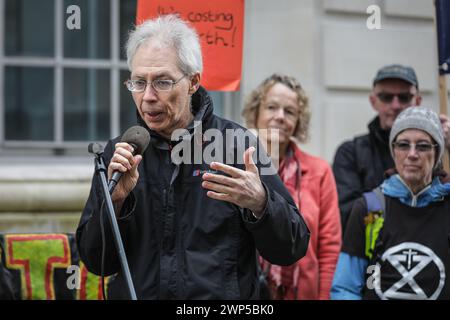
[
  {"left": 332, "top": 117, "right": 394, "bottom": 233},
  {"left": 76, "top": 87, "right": 310, "bottom": 299}
]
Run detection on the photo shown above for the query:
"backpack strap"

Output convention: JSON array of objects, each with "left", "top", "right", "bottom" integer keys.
[
  {"left": 362, "top": 187, "right": 385, "bottom": 260},
  {"left": 363, "top": 187, "right": 385, "bottom": 212}
]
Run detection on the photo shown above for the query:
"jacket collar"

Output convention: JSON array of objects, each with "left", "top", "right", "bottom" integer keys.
[
  {"left": 288, "top": 141, "right": 308, "bottom": 175},
  {"left": 368, "top": 116, "right": 391, "bottom": 147},
  {"left": 381, "top": 174, "right": 450, "bottom": 207}
]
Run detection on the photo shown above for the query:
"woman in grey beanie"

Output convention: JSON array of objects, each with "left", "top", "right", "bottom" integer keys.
[{"left": 332, "top": 106, "right": 450, "bottom": 300}]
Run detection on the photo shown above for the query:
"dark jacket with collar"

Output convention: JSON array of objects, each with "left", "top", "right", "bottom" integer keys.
[
  {"left": 76, "top": 87, "right": 310, "bottom": 299},
  {"left": 333, "top": 116, "right": 394, "bottom": 233}
]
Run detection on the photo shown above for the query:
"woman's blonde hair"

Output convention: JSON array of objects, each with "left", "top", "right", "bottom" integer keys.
[{"left": 242, "top": 73, "right": 311, "bottom": 142}]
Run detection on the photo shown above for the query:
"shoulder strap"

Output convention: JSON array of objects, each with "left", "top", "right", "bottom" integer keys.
[
  {"left": 363, "top": 187, "right": 385, "bottom": 213},
  {"left": 363, "top": 187, "right": 385, "bottom": 259}
]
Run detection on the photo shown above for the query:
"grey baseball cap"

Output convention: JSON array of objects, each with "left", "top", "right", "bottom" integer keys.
[{"left": 373, "top": 64, "right": 419, "bottom": 88}]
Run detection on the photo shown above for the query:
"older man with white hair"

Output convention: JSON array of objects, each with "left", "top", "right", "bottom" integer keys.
[{"left": 76, "top": 15, "right": 309, "bottom": 300}]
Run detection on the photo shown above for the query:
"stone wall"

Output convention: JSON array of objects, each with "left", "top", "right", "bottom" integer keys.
[{"left": 0, "top": 162, "right": 92, "bottom": 233}]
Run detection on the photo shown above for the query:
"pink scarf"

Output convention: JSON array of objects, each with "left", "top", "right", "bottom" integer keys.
[{"left": 259, "top": 143, "right": 301, "bottom": 299}]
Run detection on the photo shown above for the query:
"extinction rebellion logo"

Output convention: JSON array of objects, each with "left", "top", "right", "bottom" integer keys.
[{"left": 369, "top": 242, "right": 446, "bottom": 300}]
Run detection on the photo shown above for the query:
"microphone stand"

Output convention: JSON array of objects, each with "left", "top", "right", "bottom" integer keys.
[{"left": 89, "top": 143, "right": 137, "bottom": 300}]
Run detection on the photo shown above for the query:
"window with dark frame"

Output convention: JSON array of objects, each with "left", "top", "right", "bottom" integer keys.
[{"left": 0, "top": 0, "right": 226, "bottom": 152}]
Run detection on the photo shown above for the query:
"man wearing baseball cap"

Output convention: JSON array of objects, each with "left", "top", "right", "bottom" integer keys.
[{"left": 333, "top": 64, "right": 450, "bottom": 233}]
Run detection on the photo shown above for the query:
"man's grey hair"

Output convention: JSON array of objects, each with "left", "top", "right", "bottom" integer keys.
[{"left": 126, "top": 14, "right": 203, "bottom": 75}]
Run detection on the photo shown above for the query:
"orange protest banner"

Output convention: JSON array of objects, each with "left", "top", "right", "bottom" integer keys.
[{"left": 136, "top": 0, "right": 244, "bottom": 91}]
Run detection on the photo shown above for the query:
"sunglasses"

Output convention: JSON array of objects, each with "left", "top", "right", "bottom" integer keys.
[
  {"left": 376, "top": 92, "right": 414, "bottom": 104},
  {"left": 392, "top": 141, "right": 438, "bottom": 153}
]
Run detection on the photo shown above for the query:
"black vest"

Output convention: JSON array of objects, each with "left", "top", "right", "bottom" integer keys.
[{"left": 364, "top": 196, "right": 450, "bottom": 300}]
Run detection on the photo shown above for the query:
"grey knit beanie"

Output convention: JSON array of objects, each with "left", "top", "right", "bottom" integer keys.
[{"left": 389, "top": 106, "right": 444, "bottom": 167}]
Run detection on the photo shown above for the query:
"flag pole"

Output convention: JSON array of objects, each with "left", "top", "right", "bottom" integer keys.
[
  {"left": 438, "top": 75, "right": 450, "bottom": 171},
  {"left": 434, "top": 0, "right": 450, "bottom": 172}
]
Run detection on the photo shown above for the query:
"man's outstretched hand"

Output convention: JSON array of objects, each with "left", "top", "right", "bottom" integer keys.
[{"left": 202, "top": 147, "right": 267, "bottom": 218}]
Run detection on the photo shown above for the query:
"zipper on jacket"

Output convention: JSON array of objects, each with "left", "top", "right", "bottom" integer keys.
[
  {"left": 163, "top": 188, "right": 167, "bottom": 209},
  {"left": 396, "top": 175, "right": 432, "bottom": 207},
  {"left": 411, "top": 195, "right": 417, "bottom": 207},
  {"left": 410, "top": 185, "right": 431, "bottom": 207}
]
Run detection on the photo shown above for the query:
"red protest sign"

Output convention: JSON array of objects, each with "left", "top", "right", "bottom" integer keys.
[{"left": 136, "top": 0, "right": 244, "bottom": 91}]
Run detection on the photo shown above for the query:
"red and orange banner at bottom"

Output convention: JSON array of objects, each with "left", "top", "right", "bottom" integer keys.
[{"left": 0, "top": 234, "right": 107, "bottom": 300}]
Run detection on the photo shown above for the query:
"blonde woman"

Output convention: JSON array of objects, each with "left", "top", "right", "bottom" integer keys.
[{"left": 243, "top": 73, "right": 342, "bottom": 299}]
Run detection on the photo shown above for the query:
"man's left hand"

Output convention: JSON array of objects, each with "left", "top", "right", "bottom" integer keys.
[
  {"left": 440, "top": 114, "right": 450, "bottom": 150},
  {"left": 202, "top": 146, "right": 267, "bottom": 218}
]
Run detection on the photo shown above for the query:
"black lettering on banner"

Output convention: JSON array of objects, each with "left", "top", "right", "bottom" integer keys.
[
  {"left": 157, "top": 6, "right": 180, "bottom": 16},
  {"left": 157, "top": 6, "right": 238, "bottom": 48}
]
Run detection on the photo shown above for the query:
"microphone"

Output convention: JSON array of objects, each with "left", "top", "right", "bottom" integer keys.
[
  {"left": 108, "top": 126, "right": 150, "bottom": 194},
  {"left": 88, "top": 142, "right": 104, "bottom": 155}
]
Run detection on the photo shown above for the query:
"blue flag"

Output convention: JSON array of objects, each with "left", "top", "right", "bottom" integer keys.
[{"left": 436, "top": 0, "right": 450, "bottom": 74}]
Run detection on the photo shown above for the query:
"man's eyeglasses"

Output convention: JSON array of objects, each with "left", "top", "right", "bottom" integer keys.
[
  {"left": 376, "top": 92, "right": 414, "bottom": 104},
  {"left": 124, "top": 74, "right": 187, "bottom": 92},
  {"left": 392, "top": 141, "right": 438, "bottom": 153}
]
